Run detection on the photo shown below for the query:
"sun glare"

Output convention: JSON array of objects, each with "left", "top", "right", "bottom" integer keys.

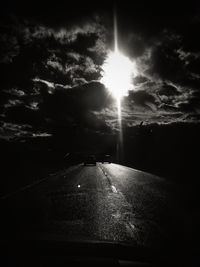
[{"left": 101, "top": 48, "right": 136, "bottom": 100}]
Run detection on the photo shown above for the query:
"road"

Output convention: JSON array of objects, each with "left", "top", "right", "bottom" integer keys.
[{"left": 1, "top": 163, "right": 183, "bottom": 249}]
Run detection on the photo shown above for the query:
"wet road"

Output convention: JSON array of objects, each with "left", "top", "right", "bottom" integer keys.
[{"left": 1, "top": 163, "right": 181, "bottom": 248}]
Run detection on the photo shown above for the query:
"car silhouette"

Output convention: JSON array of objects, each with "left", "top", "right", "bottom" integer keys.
[
  {"left": 84, "top": 155, "right": 96, "bottom": 166},
  {"left": 101, "top": 154, "right": 111, "bottom": 164}
]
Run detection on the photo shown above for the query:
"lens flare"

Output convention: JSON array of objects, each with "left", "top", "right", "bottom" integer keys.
[
  {"left": 101, "top": 7, "right": 136, "bottom": 163},
  {"left": 101, "top": 49, "right": 136, "bottom": 101}
]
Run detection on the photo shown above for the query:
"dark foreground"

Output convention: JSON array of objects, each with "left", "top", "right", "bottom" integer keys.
[{"left": 1, "top": 163, "right": 199, "bottom": 266}]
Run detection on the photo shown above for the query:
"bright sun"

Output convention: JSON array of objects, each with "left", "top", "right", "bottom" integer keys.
[{"left": 101, "top": 49, "right": 136, "bottom": 100}]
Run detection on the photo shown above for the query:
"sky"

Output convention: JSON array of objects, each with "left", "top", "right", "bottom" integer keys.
[{"left": 1, "top": 0, "right": 200, "bottom": 143}]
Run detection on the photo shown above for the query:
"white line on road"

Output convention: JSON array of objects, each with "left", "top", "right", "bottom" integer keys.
[
  {"left": 111, "top": 185, "right": 118, "bottom": 193},
  {"left": 128, "top": 222, "right": 135, "bottom": 230},
  {"left": 125, "top": 222, "right": 136, "bottom": 238},
  {"left": 98, "top": 163, "right": 138, "bottom": 239}
]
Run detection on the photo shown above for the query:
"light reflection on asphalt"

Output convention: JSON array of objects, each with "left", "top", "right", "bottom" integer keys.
[{"left": 1, "top": 163, "right": 177, "bottom": 249}]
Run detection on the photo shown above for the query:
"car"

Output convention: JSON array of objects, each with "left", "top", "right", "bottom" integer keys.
[
  {"left": 101, "top": 154, "right": 111, "bottom": 164},
  {"left": 84, "top": 155, "right": 96, "bottom": 166}
]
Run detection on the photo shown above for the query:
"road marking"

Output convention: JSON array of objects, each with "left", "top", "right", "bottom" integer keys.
[
  {"left": 98, "top": 165, "right": 112, "bottom": 188},
  {"left": 99, "top": 163, "right": 139, "bottom": 240},
  {"left": 128, "top": 222, "right": 135, "bottom": 230},
  {"left": 99, "top": 165, "right": 119, "bottom": 194},
  {"left": 125, "top": 222, "right": 136, "bottom": 238},
  {"left": 111, "top": 185, "right": 118, "bottom": 193}
]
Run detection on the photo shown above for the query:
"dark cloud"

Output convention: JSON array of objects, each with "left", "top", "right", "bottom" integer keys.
[
  {"left": 158, "top": 103, "right": 179, "bottom": 113},
  {"left": 1, "top": 0, "right": 200, "bottom": 143},
  {"left": 133, "top": 75, "right": 149, "bottom": 85},
  {"left": 128, "top": 90, "right": 159, "bottom": 111},
  {"left": 5, "top": 105, "right": 42, "bottom": 125},
  {"left": 0, "top": 79, "right": 114, "bottom": 140},
  {"left": 177, "top": 96, "right": 200, "bottom": 113},
  {"left": 0, "top": 15, "right": 106, "bottom": 86},
  {"left": 158, "top": 83, "right": 181, "bottom": 97},
  {"left": 149, "top": 40, "right": 183, "bottom": 82},
  {"left": 39, "top": 81, "right": 113, "bottom": 123}
]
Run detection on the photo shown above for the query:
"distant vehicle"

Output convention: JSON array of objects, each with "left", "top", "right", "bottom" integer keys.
[
  {"left": 101, "top": 154, "right": 111, "bottom": 164},
  {"left": 84, "top": 155, "right": 96, "bottom": 166}
]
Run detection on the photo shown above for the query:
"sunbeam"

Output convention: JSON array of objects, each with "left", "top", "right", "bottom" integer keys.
[{"left": 101, "top": 10, "right": 136, "bottom": 162}]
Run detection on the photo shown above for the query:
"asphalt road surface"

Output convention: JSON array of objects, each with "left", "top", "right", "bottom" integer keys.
[{"left": 1, "top": 163, "right": 185, "bottom": 249}]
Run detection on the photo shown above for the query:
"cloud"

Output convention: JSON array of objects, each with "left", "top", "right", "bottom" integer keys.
[
  {"left": 158, "top": 103, "right": 179, "bottom": 113},
  {"left": 21, "top": 20, "right": 105, "bottom": 45},
  {"left": 158, "top": 83, "right": 181, "bottom": 97},
  {"left": 46, "top": 59, "right": 64, "bottom": 73},
  {"left": 1, "top": 6, "right": 200, "bottom": 143},
  {"left": 128, "top": 90, "right": 159, "bottom": 111},
  {"left": 133, "top": 75, "right": 149, "bottom": 86},
  {"left": 0, "top": 34, "right": 20, "bottom": 63},
  {"left": 5, "top": 105, "right": 42, "bottom": 126},
  {"left": 39, "top": 81, "right": 113, "bottom": 119},
  {"left": 0, "top": 15, "right": 106, "bottom": 89},
  {"left": 4, "top": 99, "right": 24, "bottom": 108},
  {"left": 0, "top": 121, "right": 51, "bottom": 141},
  {"left": 0, "top": 80, "right": 112, "bottom": 139},
  {"left": 3, "top": 88, "right": 26, "bottom": 97}
]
